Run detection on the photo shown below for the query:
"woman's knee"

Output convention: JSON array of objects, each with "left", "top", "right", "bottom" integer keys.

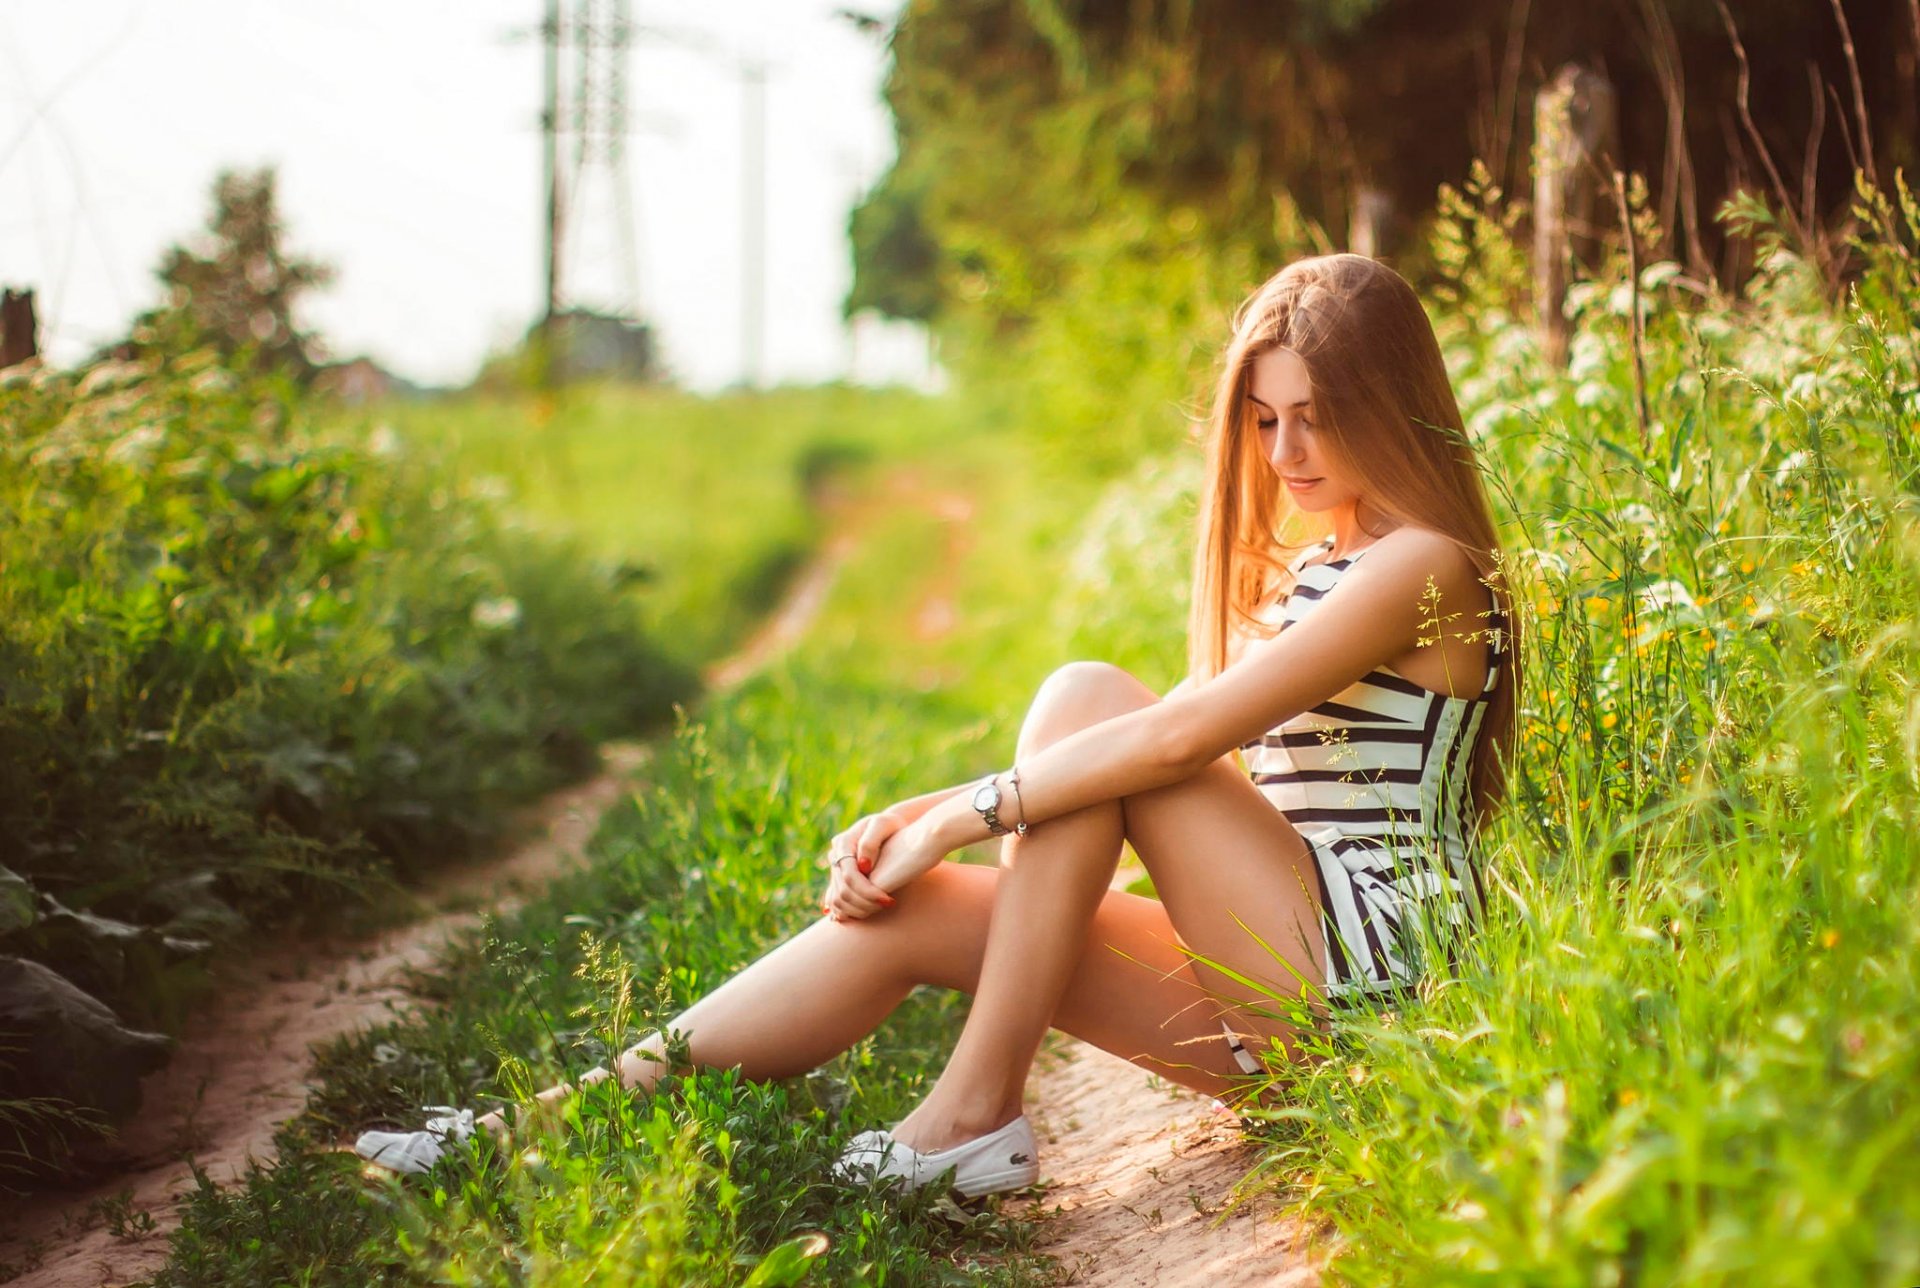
[
  {"left": 1021, "top": 661, "right": 1157, "bottom": 750},
  {"left": 860, "top": 861, "right": 994, "bottom": 991}
]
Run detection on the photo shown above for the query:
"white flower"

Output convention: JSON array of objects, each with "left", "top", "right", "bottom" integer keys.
[
  {"left": 471, "top": 596, "right": 522, "bottom": 629},
  {"left": 368, "top": 424, "right": 400, "bottom": 457},
  {"left": 1636, "top": 579, "right": 1697, "bottom": 613}
]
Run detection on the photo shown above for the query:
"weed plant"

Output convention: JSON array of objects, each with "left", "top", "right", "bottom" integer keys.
[
  {"left": 0, "top": 352, "right": 695, "bottom": 997},
  {"left": 0, "top": 350, "right": 698, "bottom": 1176}
]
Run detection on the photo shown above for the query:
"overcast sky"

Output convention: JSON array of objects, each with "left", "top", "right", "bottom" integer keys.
[{"left": 0, "top": 0, "right": 931, "bottom": 390}]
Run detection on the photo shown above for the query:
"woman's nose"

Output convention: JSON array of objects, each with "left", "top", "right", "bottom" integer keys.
[{"left": 1270, "top": 425, "right": 1305, "bottom": 466}]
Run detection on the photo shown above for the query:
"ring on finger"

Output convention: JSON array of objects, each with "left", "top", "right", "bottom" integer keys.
[{"left": 831, "top": 853, "right": 855, "bottom": 869}]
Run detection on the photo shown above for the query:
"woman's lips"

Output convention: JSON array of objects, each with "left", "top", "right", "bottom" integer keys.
[{"left": 1282, "top": 476, "right": 1322, "bottom": 492}]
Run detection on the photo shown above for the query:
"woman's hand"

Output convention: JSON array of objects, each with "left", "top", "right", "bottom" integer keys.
[
  {"left": 865, "top": 816, "right": 948, "bottom": 897},
  {"left": 819, "top": 811, "right": 901, "bottom": 922}
]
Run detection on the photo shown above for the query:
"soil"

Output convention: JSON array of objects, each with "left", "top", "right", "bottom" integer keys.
[{"left": 1014, "top": 1038, "right": 1324, "bottom": 1286}]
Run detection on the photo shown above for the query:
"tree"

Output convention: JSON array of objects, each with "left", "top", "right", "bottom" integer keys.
[
  {"left": 131, "top": 167, "right": 333, "bottom": 379},
  {"left": 854, "top": 0, "right": 1920, "bottom": 325}
]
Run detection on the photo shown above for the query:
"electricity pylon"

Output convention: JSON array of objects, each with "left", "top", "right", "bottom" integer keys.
[{"left": 540, "top": 0, "right": 642, "bottom": 329}]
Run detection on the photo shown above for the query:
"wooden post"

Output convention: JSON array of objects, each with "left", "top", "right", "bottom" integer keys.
[
  {"left": 1349, "top": 186, "right": 1392, "bottom": 260},
  {"left": 1, "top": 288, "right": 37, "bottom": 368},
  {"left": 1532, "top": 64, "right": 1616, "bottom": 367}
]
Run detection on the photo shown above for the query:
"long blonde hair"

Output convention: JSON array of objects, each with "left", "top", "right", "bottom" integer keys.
[{"left": 1186, "top": 253, "right": 1519, "bottom": 817}]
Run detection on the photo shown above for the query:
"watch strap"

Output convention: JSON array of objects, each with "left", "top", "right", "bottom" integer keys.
[{"left": 973, "top": 777, "right": 1009, "bottom": 836}]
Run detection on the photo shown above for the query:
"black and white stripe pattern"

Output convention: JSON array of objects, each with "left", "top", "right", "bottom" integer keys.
[{"left": 1243, "top": 537, "right": 1506, "bottom": 1002}]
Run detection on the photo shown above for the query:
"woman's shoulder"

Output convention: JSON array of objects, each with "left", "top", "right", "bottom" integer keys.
[
  {"left": 1368, "top": 524, "right": 1470, "bottom": 561},
  {"left": 1355, "top": 526, "right": 1484, "bottom": 596}
]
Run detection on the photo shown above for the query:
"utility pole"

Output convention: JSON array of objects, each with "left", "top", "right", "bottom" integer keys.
[
  {"left": 571, "top": 0, "right": 642, "bottom": 319},
  {"left": 523, "top": 8, "right": 774, "bottom": 389},
  {"left": 531, "top": 0, "right": 649, "bottom": 386},
  {"left": 541, "top": 0, "right": 561, "bottom": 329},
  {"left": 740, "top": 57, "right": 767, "bottom": 390}
]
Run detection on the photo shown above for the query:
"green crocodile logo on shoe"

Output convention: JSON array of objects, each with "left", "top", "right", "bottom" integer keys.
[{"left": 1011, "top": 1153, "right": 1030, "bottom": 1164}]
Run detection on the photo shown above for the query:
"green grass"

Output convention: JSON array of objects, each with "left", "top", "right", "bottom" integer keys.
[
  {"left": 0, "top": 363, "right": 956, "bottom": 1185},
  {"left": 136, "top": 173, "right": 1920, "bottom": 1285},
  {"left": 139, "top": 425, "right": 1080, "bottom": 1286},
  {"left": 349, "top": 382, "right": 968, "bottom": 665}
]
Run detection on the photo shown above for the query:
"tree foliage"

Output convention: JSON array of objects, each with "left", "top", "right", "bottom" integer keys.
[
  {"left": 852, "top": 0, "right": 1920, "bottom": 398},
  {"left": 129, "top": 167, "right": 334, "bottom": 380}
]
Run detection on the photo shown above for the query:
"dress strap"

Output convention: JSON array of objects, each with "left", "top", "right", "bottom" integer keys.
[
  {"left": 1480, "top": 604, "right": 1510, "bottom": 696},
  {"left": 1286, "top": 536, "right": 1336, "bottom": 574}
]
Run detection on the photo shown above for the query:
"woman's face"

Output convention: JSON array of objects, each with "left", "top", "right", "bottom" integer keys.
[{"left": 1247, "top": 346, "right": 1361, "bottom": 515}]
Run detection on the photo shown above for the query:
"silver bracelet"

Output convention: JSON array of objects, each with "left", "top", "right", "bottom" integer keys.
[{"left": 1007, "top": 764, "right": 1030, "bottom": 837}]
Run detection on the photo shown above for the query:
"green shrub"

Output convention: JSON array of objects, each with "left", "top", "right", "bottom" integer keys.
[{"left": 0, "top": 350, "right": 695, "bottom": 1033}]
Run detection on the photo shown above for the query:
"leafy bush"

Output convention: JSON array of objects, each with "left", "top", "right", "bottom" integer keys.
[{"left": 0, "top": 350, "right": 694, "bottom": 1035}]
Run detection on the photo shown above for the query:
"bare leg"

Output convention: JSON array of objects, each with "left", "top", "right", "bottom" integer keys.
[
  {"left": 891, "top": 662, "right": 1326, "bottom": 1151},
  {"left": 475, "top": 859, "right": 1257, "bottom": 1141},
  {"left": 478, "top": 662, "right": 1324, "bottom": 1150}
]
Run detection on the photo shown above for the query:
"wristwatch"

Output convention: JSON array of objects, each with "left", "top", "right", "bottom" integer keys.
[{"left": 971, "top": 776, "right": 1010, "bottom": 836}]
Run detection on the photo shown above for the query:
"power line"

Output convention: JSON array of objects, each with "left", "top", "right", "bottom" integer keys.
[{"left": 739, "top": 55, "right": 767, "bottom": 391}]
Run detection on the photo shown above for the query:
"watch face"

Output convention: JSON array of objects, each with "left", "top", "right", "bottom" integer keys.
[{"left": 973, "top": 782, "right": 999, "bottom": 811}]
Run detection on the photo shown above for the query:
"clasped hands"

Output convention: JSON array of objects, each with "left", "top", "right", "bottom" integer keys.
[{"left": 819, "top": 806, "right": 948, "bottom": 922}]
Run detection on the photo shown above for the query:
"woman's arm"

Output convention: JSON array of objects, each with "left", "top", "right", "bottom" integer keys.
[
  {"left": 885, "top": 783, "right": 970, "bottom": 823},
  {"left": 901, "top": 528, "right": 1483, "bottom": 864}
]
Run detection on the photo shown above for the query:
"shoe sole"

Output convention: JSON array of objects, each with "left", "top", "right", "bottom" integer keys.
[{"left": 953, "top": 1164, "right": 1040, "bottom": 1199}]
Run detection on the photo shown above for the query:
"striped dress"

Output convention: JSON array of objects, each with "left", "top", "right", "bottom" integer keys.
[{"left": 1240, "top": 536, "right": 1506, "bottom": 1004}]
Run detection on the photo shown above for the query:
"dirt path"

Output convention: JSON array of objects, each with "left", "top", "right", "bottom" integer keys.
[
  {"left": 0, "top": 484, "right": 873, "bottom": 1288},
  {"left": 1014, "top": 1039, "right": 1322, "bottom": 1285},
  {"left": 0, "top": 744, "right": 655, "bottom": 1288},
  {"left": 2, "top": 467, "right": 1321, "bottom": 1287}
]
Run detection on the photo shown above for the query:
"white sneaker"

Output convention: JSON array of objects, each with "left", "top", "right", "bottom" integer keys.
[
  {"left": 354, "top": 1106, "right": 477, "bottom": 1175},
  {"left": 832, "top": 1115, "right": 1039, "bottom": 1198}
]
